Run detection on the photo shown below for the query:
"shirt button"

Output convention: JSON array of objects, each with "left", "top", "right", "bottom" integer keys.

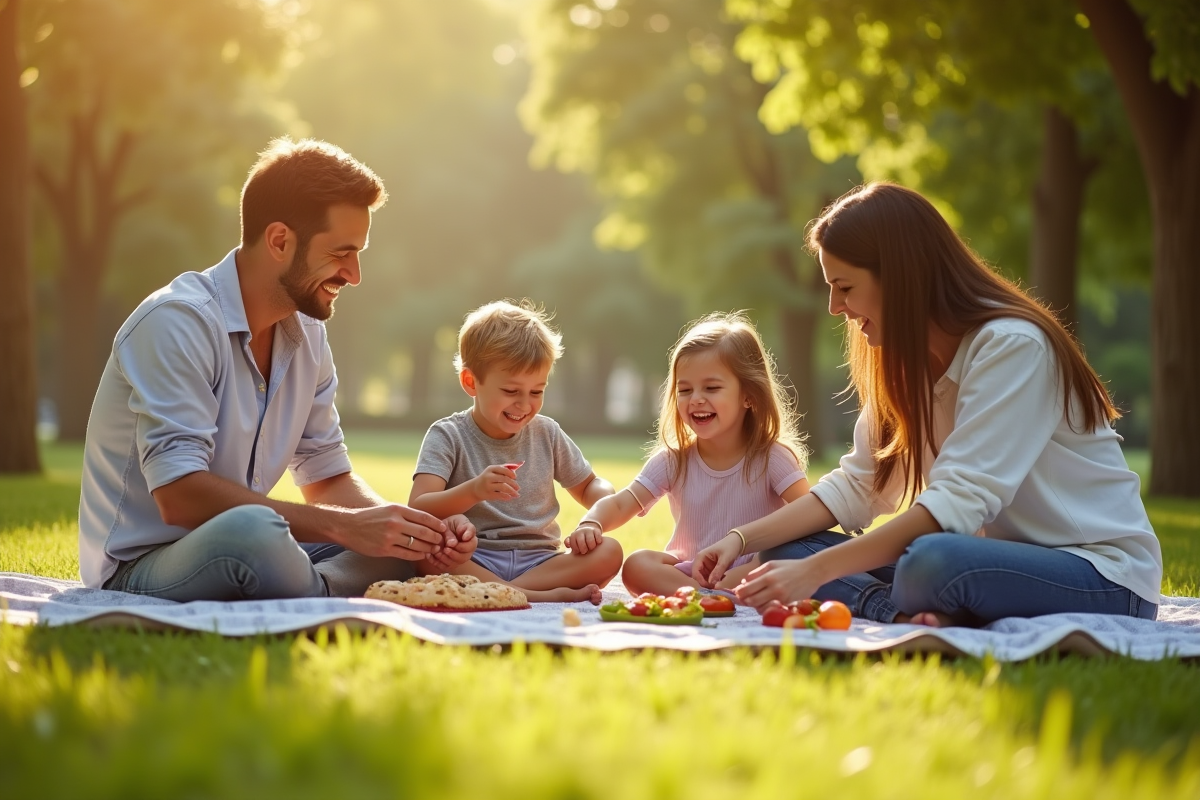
[
  {"left": 258, "top": 383, "right": 265, "bottom": 393},
  {"left": 253, "top": 476, "right": 260, "bottom": 485}
]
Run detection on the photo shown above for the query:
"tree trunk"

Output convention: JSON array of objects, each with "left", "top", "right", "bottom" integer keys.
[
  {"left": 36, "top": 113, "right": 145, "bottom": 440},
  {"left": 54, "top": 247, "right": 105, "bottom": 440},
  {"left": 0, "top": 0, "right": 42, "bottom": 472},
  {"left": 1079, "top": 0, "right": 1200, "bottom": 497},
  {"left": 1029, "top": 105, "right": 1097, "bottom": 332},
  {"left": 776, "top": 251, "right": 826, "bottom": 454}
]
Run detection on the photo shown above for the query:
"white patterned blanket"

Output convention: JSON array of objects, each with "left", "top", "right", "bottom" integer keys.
[{"left": 4, "top": 572, "right": 1198, "bottom": 661}]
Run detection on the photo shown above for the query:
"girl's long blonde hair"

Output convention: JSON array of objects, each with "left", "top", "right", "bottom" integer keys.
[
  {"left": 651, "top": 311, "right": 808, "bottom": 488},
  {"left": 808, "top": 182, "right": 1118, "bottom": 504}
]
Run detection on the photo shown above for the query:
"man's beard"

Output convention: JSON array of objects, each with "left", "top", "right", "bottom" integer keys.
[{"left": 279, "top": 238, "right": 342, "bottom": 321}]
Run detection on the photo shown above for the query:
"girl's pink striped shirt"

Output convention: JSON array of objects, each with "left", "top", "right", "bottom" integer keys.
[{"left": 634, "top": 443, "right": 807, "bottom": 564}]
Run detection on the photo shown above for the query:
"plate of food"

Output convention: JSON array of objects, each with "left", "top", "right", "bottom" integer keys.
[
  {"left": 599, "top": 587, "right": 732, "bottom": 625},
  {"left": 365, "top": 573, "right": 530, "bottom": 612}
]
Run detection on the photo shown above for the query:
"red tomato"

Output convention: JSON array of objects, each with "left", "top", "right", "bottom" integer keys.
[
  {"left": 761, "top": 603, "right": 792, "bottom": 627},
  {"left": 817, "top": 600, "right": 852, "bottom": 630},
  {"left": 637, "top": 592, "right": 659, "bottom": 600},
  {"left": 627, "top": 602, "right": 649, "bottom": 617},
  {"left": 699, "top": 595, "right": 735, "bottom": 613},
  {"left": 661, "top": 596, "right": 686, "bottom": 611},
  {"left": 782, "top": 612, "right": 810, "bottom": 630},
  {"left": 674, "top": 586, "right": 697, "bottom": 599},
  {"left": 794, "top": 599, "right": 818, "bottom": 616}
]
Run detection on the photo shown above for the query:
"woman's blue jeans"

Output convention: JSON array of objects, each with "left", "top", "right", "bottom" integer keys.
[
  {"left": 103, "top": 505, "right": 417, "bottom": 601},
  {"left": 760, "top": 531, "right": 1158, "bottom": 625}
]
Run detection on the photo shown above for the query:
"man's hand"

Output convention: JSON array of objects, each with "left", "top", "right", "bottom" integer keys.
[
  {"left": 425, "top": 514, "right": 477, "bottom": 571},
  {"left": 565, "top": 521, "right": 603, "bottom": 555},
  {"left": 471, "top": 465, "right": 521, "bottom": 503},
  {"left": 342, "top": 504, "right": 448, "bottom": 560}
]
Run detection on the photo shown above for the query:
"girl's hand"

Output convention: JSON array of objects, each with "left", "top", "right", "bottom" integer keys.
[
  {"left": 565, "top": 521, "right": 603, "bottom": 555},
  {"left": 472, "top": 465, "right": 520, "bottom": 502},
  {"left": 734, "top": 559, "right": 822, "bottom": 612},
  {"left": 425, "top": 514, "right": 477, "bottom": 570},
  {"left": 693, "top": 533, "right": 743, "bottom": 588}
]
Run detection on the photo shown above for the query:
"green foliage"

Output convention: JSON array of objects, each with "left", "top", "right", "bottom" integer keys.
[
  {"left": 724, "top": 0, "right": 1153, "bottom": 294},
  {"left": 2, "top": 438, "right": 1200, "bottom": 797},
  {"left": 274, "top": 0, "right": 679, "bottom": 421},
  {"left": 523, "top": 0, "right": 853, "bottom": 315},
  {"left": 1131, "top": 0, "right": 1200, "bottom": 94},
  {"left": 23, "top": 0, "right": 295, "bottom": 302}
]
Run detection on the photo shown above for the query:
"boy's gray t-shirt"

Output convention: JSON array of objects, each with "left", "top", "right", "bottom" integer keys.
[{"left": 414, "top": 409, "right": 593, "bottom": 551}]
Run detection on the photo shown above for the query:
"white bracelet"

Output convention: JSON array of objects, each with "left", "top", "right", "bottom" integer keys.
[{"left": 730, "top": 529, "right": 747, "bottom": 556}]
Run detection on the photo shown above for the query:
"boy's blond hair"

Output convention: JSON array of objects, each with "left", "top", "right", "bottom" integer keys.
[{"left": 454, "top": 300, "right": 563, "bottom": 380}]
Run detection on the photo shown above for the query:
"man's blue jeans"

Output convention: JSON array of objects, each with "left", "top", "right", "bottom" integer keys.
[
  {"left": 104, "top": 505, "right": 417, "bottom": 601},
  {"left": 760, "top": 531, "right": 1158, "bottom": 625}
]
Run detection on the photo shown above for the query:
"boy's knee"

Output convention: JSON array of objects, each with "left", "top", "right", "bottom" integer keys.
[{"left": 594, "top": 537, "right": 624, "bottom": 570}]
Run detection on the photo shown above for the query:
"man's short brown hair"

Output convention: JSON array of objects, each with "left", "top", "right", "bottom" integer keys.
[
  {"left": 454, "top": 300, "right": 564, "bottom": 380},
  {"left": 240, "top": 137, "right": 387, "bottom": 247}
]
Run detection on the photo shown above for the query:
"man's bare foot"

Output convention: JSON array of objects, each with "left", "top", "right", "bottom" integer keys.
[
  {"left": 523, "top": 584, "right": 603, "bottom": 605},
  {"left": 897, "top": 611, "right": 953, "bottom": 627}
]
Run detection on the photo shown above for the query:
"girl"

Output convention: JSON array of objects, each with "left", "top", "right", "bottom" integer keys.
[
  {"left": 567, "top": 312, "right": 810, "bottom": 596},
  {"left": 694, "top": 182, "right": 1162, "bottom": 627}
]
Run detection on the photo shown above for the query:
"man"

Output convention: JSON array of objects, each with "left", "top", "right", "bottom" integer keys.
[{"left": 79, "top": 137, "right": 473, "bottom": 600}]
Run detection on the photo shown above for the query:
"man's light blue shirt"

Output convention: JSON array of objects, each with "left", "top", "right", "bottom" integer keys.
[{"left": 79, "top": 249, "right": 353, "bottom": 587}]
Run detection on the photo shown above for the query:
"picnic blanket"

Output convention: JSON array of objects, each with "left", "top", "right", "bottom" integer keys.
[{"left": 3, "top": 572, "right": 1199, "bottom": 661}]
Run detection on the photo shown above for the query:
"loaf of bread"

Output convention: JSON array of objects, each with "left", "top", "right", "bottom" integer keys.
[{"left": 365, "top": 573, "right": 529, "bottom": 611}]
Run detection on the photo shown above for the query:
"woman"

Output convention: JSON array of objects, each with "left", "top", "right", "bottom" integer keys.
[{"left": 694, "top": 182, "right": 1161, "bottom": 627}]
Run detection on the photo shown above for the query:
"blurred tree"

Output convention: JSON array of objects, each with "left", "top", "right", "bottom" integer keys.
[
  {"left": 0, "top": 0, "right": 41, "bottom": 473},
  {"left": 279, "top": 0, "right": 571, "bottom": 423},
  {"left": 727, "top": 0, "right": 1139, "bottom": 332},
  {"left": 280, "top": 0, "right": 675, "bottom": 430},
  {"left": 1076, "top": 0, "right": 1200, "bottom": 495},
  {"left": 523, "top": 0, "right": 857, "bottom": 447},
  {"left": 22, "top": 0, "right": 290, "bottom": 439},
  {"left": 512, "top": 213, "right": 687, "bottom": 430}
]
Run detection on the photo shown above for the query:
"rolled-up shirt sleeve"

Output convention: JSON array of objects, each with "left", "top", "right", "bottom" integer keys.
[
  {"left": 810, "top": 408, "right": 905, "bottom": 532},
  {"left": 289, "top": 329, "right": 352, "bottom": 485},
  {"left": 916, "top": 330, "right": 1063, "bottom": 535},
  {"left": 118, "top": 302, "right": 222, "bottom": 492}
]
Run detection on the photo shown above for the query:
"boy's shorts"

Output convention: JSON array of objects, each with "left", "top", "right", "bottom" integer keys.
[{"left": 470, "top": 547, "right": 561, "bottom": 582}]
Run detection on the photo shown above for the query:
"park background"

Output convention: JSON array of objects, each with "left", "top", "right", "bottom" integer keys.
[
  {"left": 2, "top": 1, "right": 1200, "bottom": 798},
  {"left": 2, "top": 0, "right": 1197, "bottom": 492}
]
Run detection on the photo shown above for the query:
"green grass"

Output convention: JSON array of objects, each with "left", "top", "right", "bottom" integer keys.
[{"left": 2, "top": 433, "right": 1199, "bottom": 798}]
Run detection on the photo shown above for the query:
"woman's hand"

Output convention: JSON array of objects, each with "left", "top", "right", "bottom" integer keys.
[
  {"left": 692, "top": 533, "right": 744, "bottom": 588},
  {"left": 734, "top": 559, "right": 824, "bottom": 612}
]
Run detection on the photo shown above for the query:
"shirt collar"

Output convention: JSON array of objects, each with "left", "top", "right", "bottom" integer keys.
[
  {"left": 212, "top": 248, "right": 250, "bottom": 335},
  {"left": 210, "top": 246, "right": 305, "bottom": 346},
  {"left": 939, "top": 327, "right": 977, "bottom": 387}
]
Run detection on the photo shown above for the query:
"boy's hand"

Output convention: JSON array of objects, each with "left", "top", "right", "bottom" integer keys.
[
  {"left": 565, "top": 521, "right": 603, "bottom": 555},
  {"left": 472, "top": 465, "right": 520, "bottom": 503},
  {"left": 425, "top": 514, "right": 477, "bottom": 571}
]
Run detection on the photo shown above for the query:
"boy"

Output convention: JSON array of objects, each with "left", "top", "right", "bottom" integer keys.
[{"left": 409, "top": 300, "right": 622, "bottom": 603}]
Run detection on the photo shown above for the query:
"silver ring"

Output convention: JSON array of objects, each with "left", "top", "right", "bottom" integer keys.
[{"left": 408, "top": 535, "right": 414, "bottom": 547}]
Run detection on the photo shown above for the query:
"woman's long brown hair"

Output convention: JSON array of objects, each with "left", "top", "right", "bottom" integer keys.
[{"left": 808, "top": 182, "right": 1118, "bottom": 503}]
